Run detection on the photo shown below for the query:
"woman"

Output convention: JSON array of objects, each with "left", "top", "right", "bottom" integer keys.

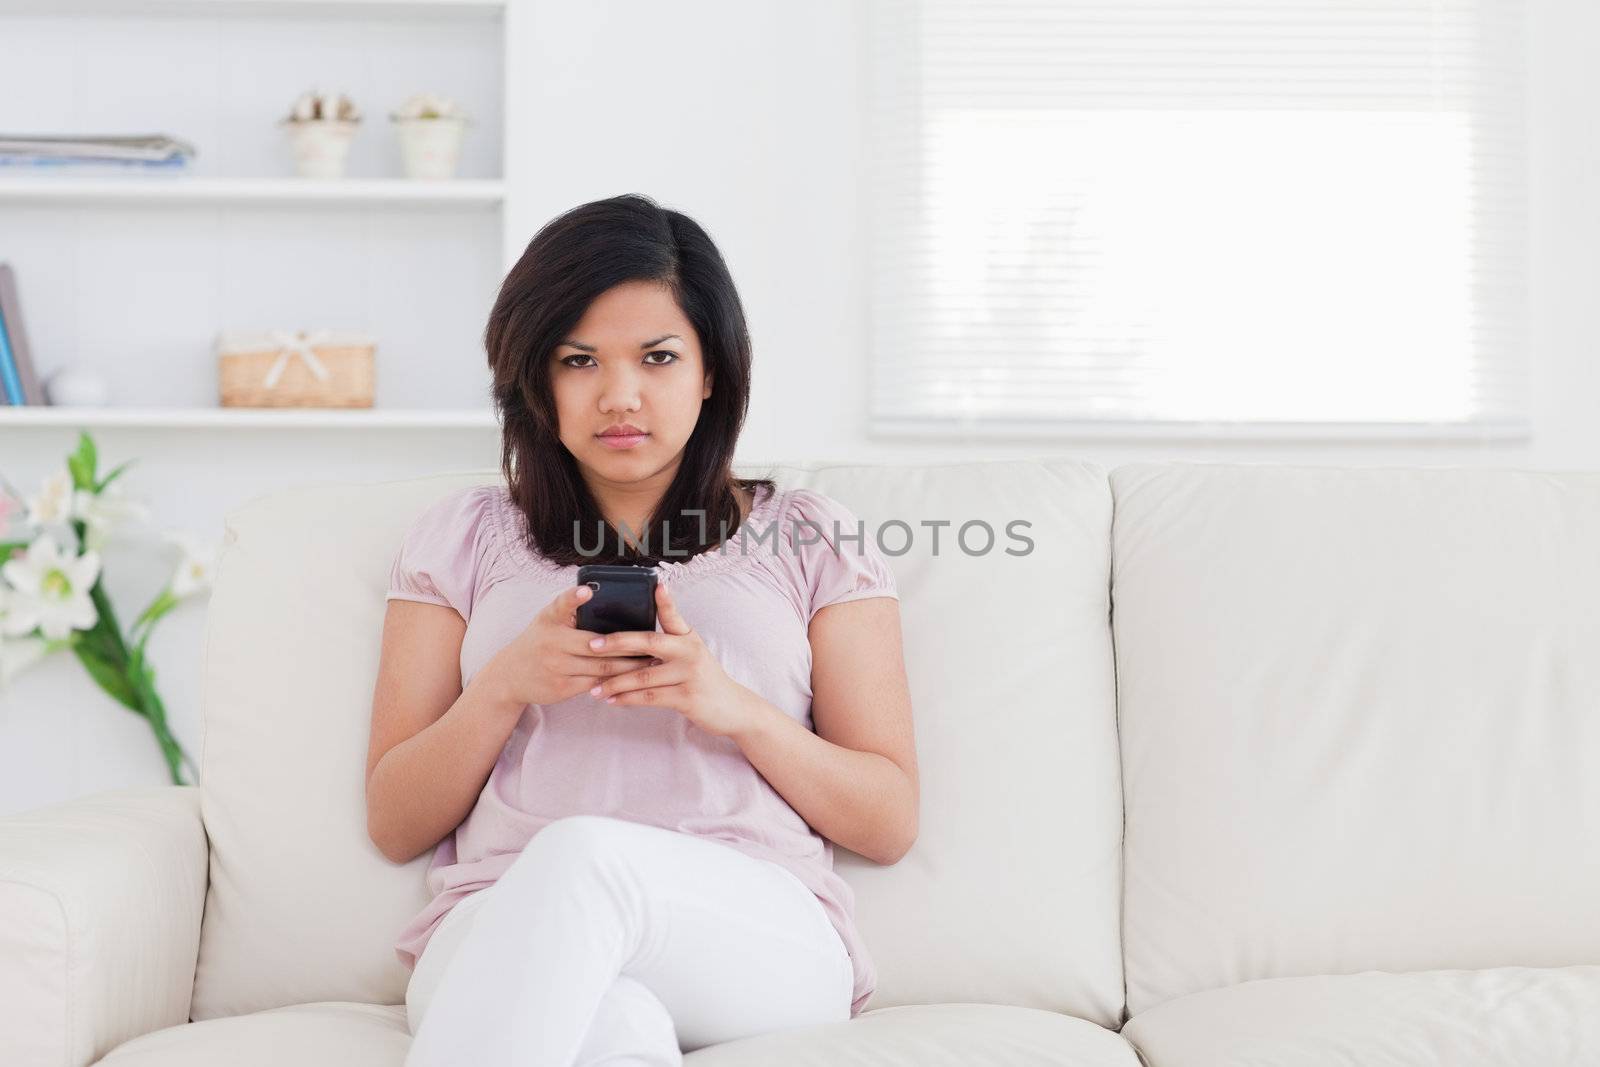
[{"left": 366, "top": 193, "right": 918, "bottom": 1067}]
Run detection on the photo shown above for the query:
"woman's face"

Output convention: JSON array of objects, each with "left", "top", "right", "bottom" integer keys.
[{"left": 549, "top": 279, "right": 713, "bottom": 496}]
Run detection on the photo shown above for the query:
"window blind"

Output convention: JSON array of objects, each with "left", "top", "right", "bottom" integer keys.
[{"left": 864, "top": 0, "right": 1529, "bottom": 439}]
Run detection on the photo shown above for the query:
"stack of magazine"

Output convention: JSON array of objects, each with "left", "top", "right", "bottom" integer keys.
[
  {"left": 0, "top": 134, "right": 196, "bottom": 171},
  {"left": 0, "top": 264, "right": 45, "bottom": 406}
]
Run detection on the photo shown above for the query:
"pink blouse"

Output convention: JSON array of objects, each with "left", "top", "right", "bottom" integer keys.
[{"left": 384, "top": 480, "right": 899, "bottom": 1017}]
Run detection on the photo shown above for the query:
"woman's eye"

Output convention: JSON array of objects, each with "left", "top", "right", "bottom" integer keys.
[{"left": 558, "top": 352, "right": 676, "bottom": 368}]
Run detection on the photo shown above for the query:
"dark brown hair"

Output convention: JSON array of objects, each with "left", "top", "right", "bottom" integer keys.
[{"left": 485, "top": 193, "right": 774, "bottom": 567}]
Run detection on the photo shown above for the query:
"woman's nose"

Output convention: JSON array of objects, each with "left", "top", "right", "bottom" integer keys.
[{"left": 598, "top": 367, "right": 642, "bottom": 413}]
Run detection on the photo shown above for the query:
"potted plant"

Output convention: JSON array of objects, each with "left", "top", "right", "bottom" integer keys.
[
  {"left": 280, "top": 87, "right": 362, "bottom": 179},
  {"left": 390, "top": 92, "right": 472, "bottom": 180}
]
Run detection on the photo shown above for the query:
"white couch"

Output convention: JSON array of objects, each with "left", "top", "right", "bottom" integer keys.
[{"left": 3, "top": 458, "right": 1598, "bottom": 1066}]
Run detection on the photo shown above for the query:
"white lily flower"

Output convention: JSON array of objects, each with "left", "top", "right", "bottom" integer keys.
[
  {"left": 26, "top": 469, "right": 76, "bottom": 527},
  {"left": 166, "top": 531, "right": 219, "bottom": 599},
  {"left": 0, "top": 533, "right": 101, "bottom": 641},
  {"left": 74, "top": 486, "right": 150, "bottom": 553}
]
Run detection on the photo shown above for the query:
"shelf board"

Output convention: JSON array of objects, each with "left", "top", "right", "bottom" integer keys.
[
  {"left": 0, "top": 406, "right": 500, "bottom": 429},
  {"left": 0, "top": 0, "right": 504, "bottom": 17},
  {"left": 0, "top": 176, "right": 505, "bottom": 208}
]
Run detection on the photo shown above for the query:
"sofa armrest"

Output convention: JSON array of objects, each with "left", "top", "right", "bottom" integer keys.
[{"left": 0, "top": 785, "right": 208, "bottom": 1067}]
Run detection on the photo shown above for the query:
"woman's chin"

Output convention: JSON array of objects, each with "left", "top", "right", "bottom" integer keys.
[{"left": 591, "top": 442, "right": 652, "bottom": 466}]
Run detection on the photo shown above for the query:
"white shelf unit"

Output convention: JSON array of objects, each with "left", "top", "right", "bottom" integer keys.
[
  {"left": 0, "top": 0, "right": 529, "bottom": 427},
  {"left": 0, "top": 405, "right": 499, "bottom": 428},
  {"left": 0, "top": 176, "right": 507, "bottom": 208},
  {"left": 0, "top": 0, "right": 507, "bottom": 23}
]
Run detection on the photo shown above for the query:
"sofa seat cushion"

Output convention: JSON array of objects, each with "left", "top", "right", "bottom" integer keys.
[
  {"left": 95, "top": 1002, "right": 411, "bottom": 1066},
  {"left": 687, "top": 1004, "right": 1141, "bottom": 1065},
  {"left": 1122, "top": 965, "right": 1600, "bottom": 1065},
  {"left": 94, "top": 1001, "right": 1140, "bottom": 1066}
]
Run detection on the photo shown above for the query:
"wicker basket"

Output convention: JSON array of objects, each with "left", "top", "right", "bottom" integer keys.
[{"left": 216, "top": 330, "right": 375, "bottom": 408}]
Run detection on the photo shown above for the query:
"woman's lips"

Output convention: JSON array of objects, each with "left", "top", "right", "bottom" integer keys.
[{"left": 596, "top": 432, "right": 649, "bottom": 450}]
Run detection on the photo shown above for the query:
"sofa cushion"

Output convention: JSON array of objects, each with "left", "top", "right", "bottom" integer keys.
[
  {"left": 767, "top": 462, "right": 1124, "bottom": 1026},
  {"left": 96, "top": 1002, "right": 411, "bottom": 1066},
  {"left": 96, "top": 1001, "right": 1139, "bottom": 1067},
  {"left": 191, "top": 471, "right": 494, "bottom": 1021},
  {"left": 1110, "top": 462, "right": 1600, "bottom": 1015},
  {"left": 688, "top": 1003, "right": 1142, "bottom": 1065},
  {"left": 0, "top": 786, "right": 206, "bottom": 1067},
  {"left": 192, "top": 460, "right": 1126, "bottom": 1029},
  {"left": 1121, "top": 965, "right": 1600, "bottom": 1065}
]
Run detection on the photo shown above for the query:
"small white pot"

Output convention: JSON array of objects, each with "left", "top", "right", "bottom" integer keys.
[
  {"left": 43, "top": 365, "right": 110, "bottom": 407},
  {"left": 283, "top": 119, "right": 359, "bottom": 179},
  {"left": 393, "top": 117, "right": 469, "bottom": 180}
]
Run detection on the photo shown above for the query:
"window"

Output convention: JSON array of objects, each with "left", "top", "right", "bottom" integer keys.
[{"left": 864, "top": 0, "right": 1528, "bottom": 440}]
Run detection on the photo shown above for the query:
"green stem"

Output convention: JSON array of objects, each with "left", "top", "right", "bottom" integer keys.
[
  {"left": 130, "top": 588, "right": 177, "bottom": 644},
  {"left": 128, "top": 634, "right": 195, "bottom": 787},
  {"left": 141, "top": 688, "right": 191, "bottom": 786},
  {"left": 76, "top": 575, "right": 196, "bottom": 785}
]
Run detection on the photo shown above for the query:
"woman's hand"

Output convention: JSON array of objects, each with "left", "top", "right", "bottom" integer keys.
[
  {"left": 582, "top": 581, "right": 756, "bottom": 739},
  {"left": 485, "top": 584, "right": 653, "bottom": 708}
]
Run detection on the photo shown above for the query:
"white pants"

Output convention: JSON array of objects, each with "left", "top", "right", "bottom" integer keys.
[{"left": 404, "top": 814, "right": 855, "bottom": 1067}]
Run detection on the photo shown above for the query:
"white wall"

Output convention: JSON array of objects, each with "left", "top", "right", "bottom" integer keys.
[
  {"left": 2, "top": 0, "right": 1595, "bottom": 814},
  {"left": 510, "top": 0, "right": 1595, "bottom": 468}
]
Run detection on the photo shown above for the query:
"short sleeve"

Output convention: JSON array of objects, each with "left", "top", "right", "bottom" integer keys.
[
  {"left": 784, "top": 488, "right": 899, "bottom": 622},
  {"left": 386, "top": 485, "right": 500, "bottom": 621}
]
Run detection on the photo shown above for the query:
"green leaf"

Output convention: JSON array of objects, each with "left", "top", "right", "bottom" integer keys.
[
  {"left": 72, "top": 608, "right": 123, "bottom": 663},
  {"left": 87, "top": 584, "right": 126, "bottom": 657},
  {"left": 73, "top": 644, "right": 142, "bottom": 714},
  {"left": 67, "top": 432, "right": 98, "bottom": 492},
  {"left": 76, "top": 609, "right": 125, "bottom": 667},
  {"left": 128, "top": 645, "right": 156, "bottom": 703},
  {"left": 94, "top": 458, "right": 138, "bottom": 494}
]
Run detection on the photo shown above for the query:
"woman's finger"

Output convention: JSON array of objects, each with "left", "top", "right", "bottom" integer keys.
[
  {"left": 554, "top": 653, "right": 652, "bottom": 678},
  {"left": 590, "top": 660, "right": 689, "bottom": 700},
  {"left": 654, "top": 581, "right": 693, "bottom": 636},
  {"left": 580, "top": 630, "right": 673, "bottom": 658},
  {"left": 549, "top": 582, "right": 594, "bottom": 628}
]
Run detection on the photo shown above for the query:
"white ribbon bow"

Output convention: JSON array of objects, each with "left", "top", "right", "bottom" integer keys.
[{"left": 262, "top": 330, "right": 333, "bottom": 390}]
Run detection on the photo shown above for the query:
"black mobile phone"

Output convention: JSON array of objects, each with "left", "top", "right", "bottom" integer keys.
[{"left": 575, "top": 564, "right": 658, "bottom": 636}]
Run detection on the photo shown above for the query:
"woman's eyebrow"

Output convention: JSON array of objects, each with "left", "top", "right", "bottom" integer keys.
[{"left": 559, "top": 334, "right": 682, "bottom": 352}]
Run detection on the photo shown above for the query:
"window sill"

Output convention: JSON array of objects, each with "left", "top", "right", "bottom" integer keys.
[{"left": 866, "top": 417, "right": 1533, "bottom": 444}]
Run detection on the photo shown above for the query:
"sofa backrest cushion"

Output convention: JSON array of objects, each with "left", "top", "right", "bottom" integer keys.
[
  {"left": 191, "top": 460, "right": 1127, "bottom": 1029},
  {"left": 1111, "top": 461, "right": 1600, "bottom": 1015},
  {"left": 192, "top": 471, "right": 493, "bottom": 1021}
]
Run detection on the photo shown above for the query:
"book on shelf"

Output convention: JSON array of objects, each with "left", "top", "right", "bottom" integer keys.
[
  {"left": 0, "top": 264, "right": 46, "bottom": 406},
  {"left": 0, "top": 133, "right": 196, "bottom": 170},
  {"left": 0, "top": 155, "right": 191, "bottom": 171}
]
